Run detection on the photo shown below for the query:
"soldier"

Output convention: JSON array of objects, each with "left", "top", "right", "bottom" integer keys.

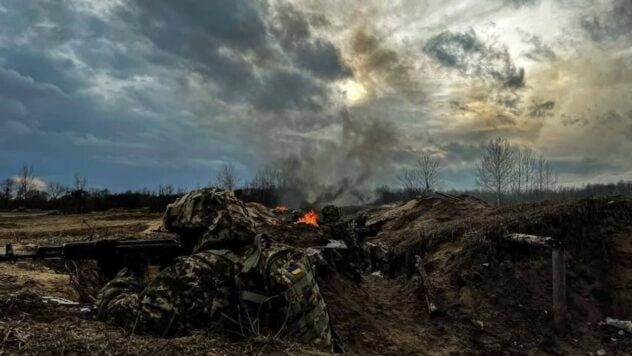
[{"left": 96, "top": 188, "right": 334, "bottom": 350}]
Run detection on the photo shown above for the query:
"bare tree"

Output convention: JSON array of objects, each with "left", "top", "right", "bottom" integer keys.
[
  {"left": 476, "top": 137, "right": 515, "bottom": 206},
  {"left": 157, "top": 184, "right": 174, "bottom": 196},
  {"left": 74, "top": 173, "right": 88, "bottom": 191},
  {"left": 249, "top": 164, "right": 280, "bottom": 205},
  {"left": 534, "top": 156, "right": 558, "bottom": 193},
  {"left": 417, "top": 153, "right": 441, "bottom": 193},
  {"left": 250, "top": 165, "right": 277, "bottom": 191},
  {"left": 523, "top": 149, "right": 537, "bottom": 193},
  {"left": 397, "top": 168, "right": 422, "bottom": 198},
  {"left": 47, "top": 182, "right": 68, "bottom": 200},
  {"left": 17, "top": 164, "right": 36, "bottom": 200},
  {"left": 544, "top": 162, "right": 558, "bottom": 192},
  {"left": 215, "top": 163, "right": 238, "bottom": 191},
  {"left": 396, "top": 153, "right": 441, "bottom": 199},
  {"left": 511, "top": 148, "right": 536, "bottom": 196},
  {"left": 1, "top": 178, "right": 15, "bottom": 200}
]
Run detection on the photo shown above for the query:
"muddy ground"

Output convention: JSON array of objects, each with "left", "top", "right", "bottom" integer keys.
[{"left": 1, "top": 198, "right": 632, "bottom": 355}]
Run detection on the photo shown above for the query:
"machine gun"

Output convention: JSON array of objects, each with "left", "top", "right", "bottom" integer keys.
[{"left": 1, "top": 239, "right": 184, "bottom": 278}]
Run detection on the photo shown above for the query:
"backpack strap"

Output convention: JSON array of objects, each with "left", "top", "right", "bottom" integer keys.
[
  {"left": 239, "top": 290, "right": 270, "bottom": 304},
  {"left": 241, "top": 234, "right": 266, "bottom": 274},
  {"left": 204, "top": 249, "right": 239, "bottom": 264}
]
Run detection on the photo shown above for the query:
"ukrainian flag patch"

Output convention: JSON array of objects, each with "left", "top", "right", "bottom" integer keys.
[{"left": 288, "top": 263, "right": 303, "bottom": 276}]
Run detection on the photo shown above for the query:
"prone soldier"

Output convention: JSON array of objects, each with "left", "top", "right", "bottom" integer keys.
[{"left": 95, "top": 188, "right": 335, "bottom": 350}]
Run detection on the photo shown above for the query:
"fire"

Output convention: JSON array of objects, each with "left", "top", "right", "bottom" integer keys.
[
  {"left": 273, "top": 205, "right": 287, "bottom": 213},
  {"left": 296, "top": 210, "right": 318, "bottom": 227}
]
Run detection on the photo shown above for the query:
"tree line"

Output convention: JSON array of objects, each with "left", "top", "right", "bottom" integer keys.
[
  {"left": 386, "top": 137, "right": 560, "bottom": 205},
  {"left": 0, "top": 164, "right": 181, "bottom": 212},
  {"left": 475, "top": 137, "right": 558, "bottom": 205},
  {"left": 210, "top": 139, "right": 630, "bottom": 207},
  {"left": 3, "top": 138, "right": 630, "bottom": 213}
]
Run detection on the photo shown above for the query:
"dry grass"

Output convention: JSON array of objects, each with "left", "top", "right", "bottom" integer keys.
[
  {"left": 0, "top": 211, "right": 324, "bottom": 355},
  {"left": 0, "top": 211, "right": 162, "bottom": 246}
]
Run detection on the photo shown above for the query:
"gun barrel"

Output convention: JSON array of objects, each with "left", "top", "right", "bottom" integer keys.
[{"left": 1, "top": 239, "right": 182, "bottom": 262}]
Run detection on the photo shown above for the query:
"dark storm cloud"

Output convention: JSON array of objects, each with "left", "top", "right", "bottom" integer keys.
[
  {"left": 424, "top": 30, "right": 525, "bottom": 89},
  {"left": 0, "top": 66, "right": 136, "bottom": 136},
  {"left": 270, "top": 3, "right": 351, "bottom": 80},
  {"left": 581, "top": 0, "right": 632, "bottom": 42},
  {"left": 0, "top": 0, "right": 164, "bottom": 87},
  {"left": 253, "top": 69, "right": 328, "bottom": 113},
  {"left": 0, "top": 49, "right": 85, "bottom": 94},
  {"left": 0, "top": 67, "right": 65, "bottom": 132},
  {"left": 125, "top": 0, "right": 349, "bottom": 112},
  {"left": 0, "top": 68, "right": 64, "bottom": 102},
  {"left": 0, "top": 0, "right": 238, "bottom": 189},
  {"left": 121, "top": 0, "right": 265, "bottom": 103},
  {"left": 349, "top": 29, "right": 420, "bottom": 99},
  {"left": 0, "top": 0, "right": 357, "bottom": 193},
  {"left": 2, "top": 0, "right": 630, "bottom": 193}
]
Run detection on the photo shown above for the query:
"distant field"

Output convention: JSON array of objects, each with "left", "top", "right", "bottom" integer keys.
[{"left": 0, "top": 211, "right": 163, "bottom": 247}]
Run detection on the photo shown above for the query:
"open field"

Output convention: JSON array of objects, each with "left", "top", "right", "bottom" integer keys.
[
  {"left": 1, "top": 199, "right": 632, "bottom": 355},
  {"left": 0, "top": 211, "right": 163, "bottom": 245}
]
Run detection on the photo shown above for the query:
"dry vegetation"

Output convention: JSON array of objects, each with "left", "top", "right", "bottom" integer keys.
[
  {"left": 1, "top": 199, "right": 632, "bottom": 355},
  {"left": 0, "top": 211, "right": 162, "bottom": 246}
]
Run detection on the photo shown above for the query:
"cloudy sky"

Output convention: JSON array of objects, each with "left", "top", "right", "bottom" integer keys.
[{"left": 0, "top": 0, "right": 631, "bottom": 192}]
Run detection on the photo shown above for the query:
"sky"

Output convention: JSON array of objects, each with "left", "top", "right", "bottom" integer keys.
[{"left": 0, "top": 0, "right": 631, "bottom": 192}]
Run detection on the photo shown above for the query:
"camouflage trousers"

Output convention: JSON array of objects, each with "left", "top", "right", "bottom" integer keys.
[
  {"left": 96, "top": 245, "right": 333, "bottom": 350},
  {"left": 96, "top": 250, "right": 236, "bottom": 336}
]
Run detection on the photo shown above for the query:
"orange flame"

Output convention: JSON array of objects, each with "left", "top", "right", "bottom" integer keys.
[
  {"left": 296, "top": 210, "right": 318, "bottom": 227},
  {"left": 273, "top": 205, "right": 287, "bottom": 213}
]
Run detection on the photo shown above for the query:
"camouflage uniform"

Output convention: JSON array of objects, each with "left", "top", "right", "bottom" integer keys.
[
  {"left": 162, "top": 188, "right": 256, "bottom": 252},
  {"left": 96, "top": 188, "right": 333, "bottom": 350},
  {"left": 237, "top": 235, "right": 332, "bottom": 349},
  {"left": 97, "top": 250, "right": 236, "bottom": 335}
]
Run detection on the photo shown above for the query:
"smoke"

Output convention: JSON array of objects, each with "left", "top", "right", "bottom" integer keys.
[
  {"left": 348, "top": 28, "right": 420, "bottom": 101},
  {"left": 262, "top": 109, "right": 399, "bottom": 207}
]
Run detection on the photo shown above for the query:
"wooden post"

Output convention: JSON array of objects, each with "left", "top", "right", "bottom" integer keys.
[
  {"left": 504, "top": 233, "right": 567, "bottom": 336},
  {"left": 552, "top": 246, "right": 566, "bottom": 336},
  {"left": 414, "top": 255, "right": 444, "bottom": 318}
]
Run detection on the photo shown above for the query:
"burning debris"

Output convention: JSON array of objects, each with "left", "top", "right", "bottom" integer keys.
[
  {"left": 271, "top": 205, "right": 320, "bottom": 227},
  {"left": 273, "top": 205, "right": 287, "bottom": 213},
  {"left": 296, "top": 209, "right": 319, "bottom": 227}
]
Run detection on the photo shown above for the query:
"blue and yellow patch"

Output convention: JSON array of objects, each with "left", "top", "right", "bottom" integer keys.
[{"left": 287, "top": 263, "right": 303, "bottom": 276}]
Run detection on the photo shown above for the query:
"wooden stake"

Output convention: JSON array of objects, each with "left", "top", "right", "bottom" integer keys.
[
  {"left": 504, "top": 233, "right": 559, "bottom": 248},
  {"left": 504, "top": 233, "right": 567, "bottom": 336},
  {"left": 552, "top": 247, "right": 566, "bottom": 336},
  {"left": 414, "top": 255, "right": 444, "bottom": 318}
]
